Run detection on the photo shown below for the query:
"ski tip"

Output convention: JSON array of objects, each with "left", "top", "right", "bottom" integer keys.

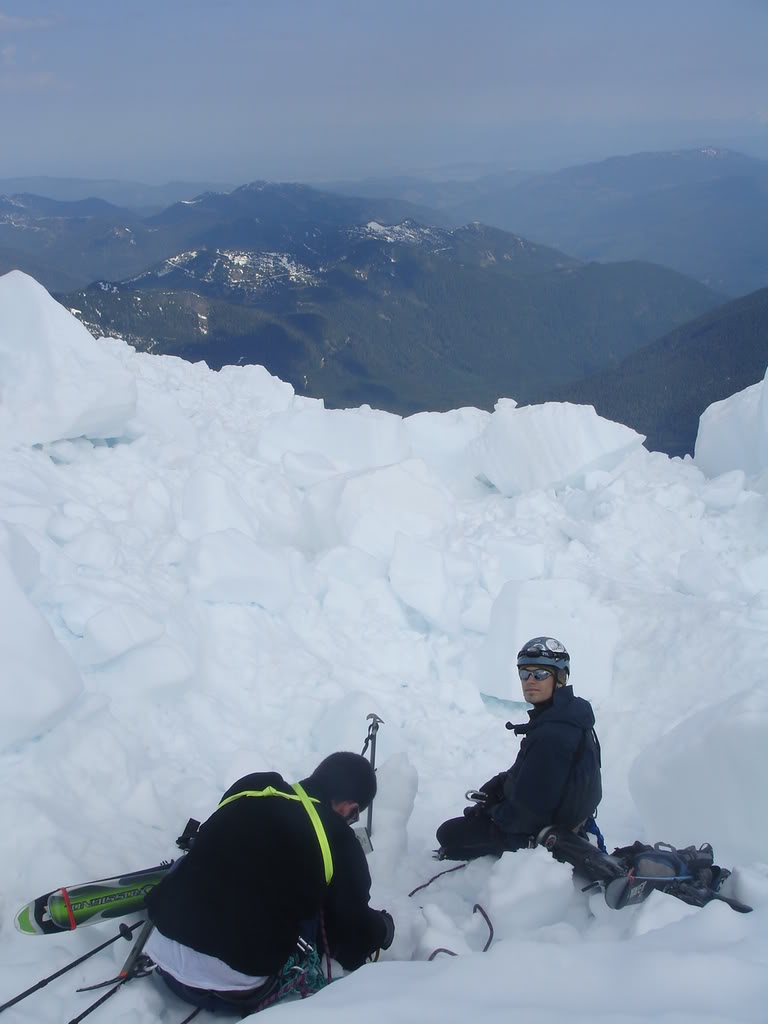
[{"left": 14, "top": 903, "right": 45, "bottom": 936}]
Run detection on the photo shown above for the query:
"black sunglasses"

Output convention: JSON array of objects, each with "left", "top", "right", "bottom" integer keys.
[{"left": 518, "top": 668, "right": 554, "bottom": 681}]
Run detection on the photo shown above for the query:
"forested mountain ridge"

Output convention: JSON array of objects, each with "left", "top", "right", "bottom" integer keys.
[
  {"left": 62, "top": 216, "right": 722, "bottom": 415},
  {"left": 555, "top": 285, "right": 768, "bottom": 456}
]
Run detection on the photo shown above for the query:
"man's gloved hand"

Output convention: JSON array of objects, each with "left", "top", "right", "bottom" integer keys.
[
  {"left": 378, "top": 910, "right": 395, "bottom": 949},
  {"left": 463, "top": 803, "right": 484, "bottom": 818},
  {"left": 479, "top": 772, "right": 508, "bottom": 803}
]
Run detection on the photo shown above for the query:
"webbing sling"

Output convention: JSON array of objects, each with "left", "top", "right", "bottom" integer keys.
[{"left": 216, "top": 783, "right": 334, "bottom": 885}]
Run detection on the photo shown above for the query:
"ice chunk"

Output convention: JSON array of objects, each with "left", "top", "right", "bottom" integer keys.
[
  {"left": 368, "top": 753, "right": 418, "bottom": 874},
  {"left": 479, "top": 578, "right": 618, "bottom": 702},
  {"left": 80, "top": 602, "right": 165, "bottom": 666},
  {"left": 474, "top": 401, "right": 645, "bottom": 496},
  {"left": 700, "top": 469, "right": 747, "bottom": 510},
  {"left": 257, "top": 404, "right": 409, "bottom": 471},
  {"left": 675, "top": 549, "right": 740, "bottom": 598},
  {"left": 185, "top": 528, "right": 295, "bottom": 610},
  {"left": 0, "top": 548, "right": 82, "bottom": 750},
  {"left": 404, "top": 406, "right": 490, "bottom": 490},
  {"left": 740, "top": 552, "right": 768, "bottom": 595},
  {"left": 336, "top": 460, "right": 454, "bottom": 561},
  {"left": 480, "top": 537, "right": 547, "bottom": 597},
  {"left": 178, "top": 468, "right": 257, "bottom": 541},
  {"left": 0, "top": 522, "right": 40, "bottom": 593},
  {"left": 389, "top": 534, "right": 460, "bottom": 631},
  {"left": 629, "top": 687, "right": 768, "bottom": 864},
  {"left": 0, "top": 271, "right": 136, "bottom": 446},
  {"left": 695, "top": 368, "right": 768, "bottom": 477},
  {"left": 281, "top": 450, "right": 340, "bottom": 488}
]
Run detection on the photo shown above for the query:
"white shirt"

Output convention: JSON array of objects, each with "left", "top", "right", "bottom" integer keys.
[{"left": 145, "top": 927, "right": 269, "bottom": 992}]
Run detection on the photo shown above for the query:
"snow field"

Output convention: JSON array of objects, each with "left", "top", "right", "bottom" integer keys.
[{"left": 1, "top": 270, "right": 768, "bottom": 1022}]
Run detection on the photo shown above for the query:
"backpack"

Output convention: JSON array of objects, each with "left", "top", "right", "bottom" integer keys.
[
  {"left": 611, "top": 840, "right": 725, "bottom": 890},
  {"left": 552, "top": 725, "right": 602, "bottom": 829}
]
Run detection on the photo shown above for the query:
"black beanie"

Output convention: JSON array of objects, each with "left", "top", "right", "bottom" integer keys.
[{"left": 302, "top": 752, "right": 377, "bottom": 810}]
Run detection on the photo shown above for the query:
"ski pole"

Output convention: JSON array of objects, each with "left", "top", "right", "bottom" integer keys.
[
  {"left": 119, "top": 918, "right": 154, "bottom": 978},
  {"left": 361, "top": 713, "right": 384, "bottom": 837},
  {"left": 68, "top": 976, "right": 131, "bottom": 1024},
  {"left": 76, "top": 916, "right": 155, "bottom": 992},
  {"left": 0, "top": 919, "right": 143, "bottom": 1016},
  {"left": 69, "top": 919, "right": 156, "bottom": 1024}
]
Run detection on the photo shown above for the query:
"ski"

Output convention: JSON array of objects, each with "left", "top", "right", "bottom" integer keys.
[{"left": 15, "top": 864, "right": 171, "bottom": 936}]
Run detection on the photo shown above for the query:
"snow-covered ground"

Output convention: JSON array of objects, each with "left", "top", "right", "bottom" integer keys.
[{"left": 1, "top": 268, "right": 768, "bottom": 1022}]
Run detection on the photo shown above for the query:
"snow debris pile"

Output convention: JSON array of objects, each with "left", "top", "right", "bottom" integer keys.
[{"left": 1, "top": 270, "right": 767, "bottom": 1024}]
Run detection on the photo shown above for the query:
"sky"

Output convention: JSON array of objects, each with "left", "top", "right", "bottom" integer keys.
[
  {"left": 1, "top": 1, "right": 767, "bottom": 186},
  {"left": 1, "top": 268, "right": 768, "bottom": 1021}
]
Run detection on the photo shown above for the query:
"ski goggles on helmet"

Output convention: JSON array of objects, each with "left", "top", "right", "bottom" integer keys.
[{"left": 518, "top": 667, "right": 555, "bottom": 681}]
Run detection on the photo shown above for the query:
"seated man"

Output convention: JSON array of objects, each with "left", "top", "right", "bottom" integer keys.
[
  {"left": 145, "top": 752, "right": 394, "bottom": 1013},
  {"left": 436, "top": 637, "right": 602, "bottom": 860}
]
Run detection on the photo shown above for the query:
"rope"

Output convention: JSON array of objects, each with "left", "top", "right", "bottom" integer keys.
[
  {"left": 427, "top": 947, "right": 457, "bottom": 960},
  {"left": 319, "top": 910, "right": 333, "bottom": 985},
  {"left": 472, "top": 904, "right": 494, "bottom": 952},
  {"left": 407, "top": 863, "right": 467, "bottom": 897},
  {"left": 176, "top": 1009, "right": 202, "bottom": 1024}
]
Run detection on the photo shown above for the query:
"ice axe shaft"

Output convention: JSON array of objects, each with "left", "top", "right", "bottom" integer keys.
[{"left": 362, "top": 713, "right": 384, "bottom": 837}]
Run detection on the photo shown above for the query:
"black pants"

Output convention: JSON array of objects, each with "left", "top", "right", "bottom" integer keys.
[{"left": 436, "top": 815, "right": 528, "bottom": 861}]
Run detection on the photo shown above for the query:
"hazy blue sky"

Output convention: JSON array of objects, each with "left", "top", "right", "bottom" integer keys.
[{"left": 1, "top": 0, "right": 766, "bottom": 183}]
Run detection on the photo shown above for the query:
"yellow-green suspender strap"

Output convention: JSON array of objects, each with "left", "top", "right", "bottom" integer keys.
[
  {"left": 289, "top": 782, "right": 334, "bottom": 885},
  {"left": 216, "top": 783, "right": 334, "bottom": 885}
]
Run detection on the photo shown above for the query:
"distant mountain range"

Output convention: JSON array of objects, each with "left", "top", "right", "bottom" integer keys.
[
  {"left": 56, "top": 183, "right": 722, "bottom": 415},
  {"left": 0, "top": 176, "right": 236, "bottom": 214},
  {"left": 2, "top": 160, "right": 763, "bottom": 453},
  {"left": 555, "top": 285, "right": 768, "bottom": 457},
  {"left": 0, "top": 184, "right": 452, "bottom": 292},
  {"left": 327, "top": 148, "right": 768, "bottom": 296}
]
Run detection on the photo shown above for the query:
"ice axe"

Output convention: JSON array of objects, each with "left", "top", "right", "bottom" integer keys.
[{"left": 361, "top": 713, "right": 384, "bottom": 838}]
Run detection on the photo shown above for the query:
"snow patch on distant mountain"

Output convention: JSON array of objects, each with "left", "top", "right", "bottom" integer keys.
[
  {"left": 142, "top": 248, "right": 319, "bottom": 291},
  {"left": 352, "top": 221, "right": 446, "bottom": 245}
]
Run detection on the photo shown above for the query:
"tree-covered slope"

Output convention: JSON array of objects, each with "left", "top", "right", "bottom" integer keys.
[{"left": 554, "top": 286, "right": 768, "bottom": 456}]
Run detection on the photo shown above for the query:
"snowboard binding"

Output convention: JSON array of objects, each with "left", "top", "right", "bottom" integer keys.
[{"left": 536, "top": 826, "right": 753, "bottom": 914}]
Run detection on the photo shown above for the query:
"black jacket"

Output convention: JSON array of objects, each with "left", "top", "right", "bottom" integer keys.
[
  {"left": 486, "top": 686, "right": 602, "bottom": 843},
  {"left": 146, "top": 772, "right": 387, "bottom": 976}
]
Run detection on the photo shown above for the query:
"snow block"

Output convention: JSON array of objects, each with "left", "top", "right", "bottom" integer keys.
[
  {"left": 629, "top": 687, "right": 768, "bottom": 864},
  {"left": 479, "top": 578, "right": 617, "bottom": 702},
  {"left": 695, "top": 368, "right": 768, "bottom": 478},
  {"left": 474, "top": 400, "right": 645, "bottom": 496},
  {"left": 0, "top": 548, "right": 82, "bottom": 750},
  {"left": 336, "top": 460, "right": 454, "bottom": 561},
  {"left": 389, "top": 533, "right": 461, "bottom": 632},
  {"left": 185, "top": 528, "right": 296, "bottom": 610},
  {"left": 0, "top": 271, "right": 136, "bottom": 446},
  {"left": 178, "top": 468, "right": 257, "bottom": 541},
  {"left": 80, "top": 602, "right": 165, "bottom": 666},
  {"left": 257, "top": 404, "right": 409, "bottom": 471}
]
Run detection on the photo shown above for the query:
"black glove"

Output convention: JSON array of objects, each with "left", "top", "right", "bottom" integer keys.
[
  {"left": 378, "top": 909, "right": 395, "bottom": 950},
  {"left": 479, "top": 772, "right": 508, "bottom": 803},
  {"left": 463, "top": 803, "right": 484, "bottom": 818}
]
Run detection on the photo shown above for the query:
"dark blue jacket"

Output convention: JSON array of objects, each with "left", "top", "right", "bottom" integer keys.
[{"left": 488, "top": 686, "right": 602, "bottom": 843}]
